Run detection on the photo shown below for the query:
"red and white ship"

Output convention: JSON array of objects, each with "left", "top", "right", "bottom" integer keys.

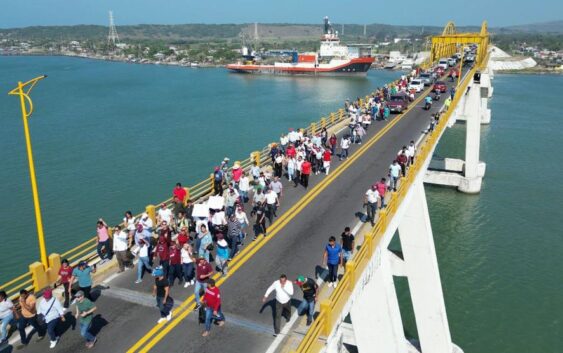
[{"left": 226, "top": 17, "right": 375, "bottom": 76}]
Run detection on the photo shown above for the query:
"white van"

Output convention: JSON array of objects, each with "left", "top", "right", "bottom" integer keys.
[{"left": 438, "top": 58, "right": 449, "bottom": 70}]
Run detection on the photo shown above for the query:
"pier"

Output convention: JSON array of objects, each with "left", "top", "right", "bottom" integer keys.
[{"left": 1, "top": 21, "right": 493, "bottom": 353}]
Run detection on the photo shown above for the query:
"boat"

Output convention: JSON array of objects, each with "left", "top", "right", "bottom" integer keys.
[{"left": 226, "top": 17, "right": 375, "bottom": 76}]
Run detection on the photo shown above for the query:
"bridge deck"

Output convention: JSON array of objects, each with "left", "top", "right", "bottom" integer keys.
[{"left": 10, "top": 73, "right": 463, "bottom": 353}]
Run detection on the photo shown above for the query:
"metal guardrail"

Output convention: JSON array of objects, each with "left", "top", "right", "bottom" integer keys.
[
  {"left": 292, "top": 52, "right": 490, "bottom": 353},
  {"left": 0, "top": 95, "right": 380, "bottom": 299}
]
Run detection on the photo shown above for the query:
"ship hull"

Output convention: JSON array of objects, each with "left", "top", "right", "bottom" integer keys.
[{"left": 226, "top": 57, "right": 374, "bottom": 76}]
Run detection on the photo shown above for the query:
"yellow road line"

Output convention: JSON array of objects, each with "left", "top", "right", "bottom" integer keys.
[{"left": 128, "top": 89, "right": 431, "bottom": 353}]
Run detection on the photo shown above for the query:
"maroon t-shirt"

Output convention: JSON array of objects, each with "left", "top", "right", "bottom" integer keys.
[
  {"left": 196, "top": 261, "right": 213, "bottom": 282},
  {"left": 169, "top": 246, "right": 182, "bottom": 265},
  {"left": 58, "top": 266, "right": 73, "bottom": 284},
  {"left": 155, "top": 242, "right": 170, "bottom": 261}
]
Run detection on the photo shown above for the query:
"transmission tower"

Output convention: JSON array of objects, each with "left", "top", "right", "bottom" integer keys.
[{"left": 108, "top": 10, "right": 120, "bottom": 47}]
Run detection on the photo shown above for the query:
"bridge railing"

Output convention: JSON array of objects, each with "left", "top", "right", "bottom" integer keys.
[
  {"left": 293, "top": 52, "right": 490, "bottom": 353},
  {"left": 0, "top": 94, "right": 371, "bottom": 300}
]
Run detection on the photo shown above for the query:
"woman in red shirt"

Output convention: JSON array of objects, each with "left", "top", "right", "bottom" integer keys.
[
  {"left": 323, "top": 149, "right": 332, "bottom": 175},
  {"left": 300, "top": 160, "right": 312, "bottom": 189},
  {"left": 57, "top": 259, "right": 72, "bottom": 308}
]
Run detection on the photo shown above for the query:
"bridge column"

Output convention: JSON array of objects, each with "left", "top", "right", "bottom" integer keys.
[
  {"left": 398, "top": 180, "right": 458, "bottom": 353},
  {"left": 349, "top": 248, "right": 407, "bottom": 353}
]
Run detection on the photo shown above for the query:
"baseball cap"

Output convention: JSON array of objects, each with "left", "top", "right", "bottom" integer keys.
[
  {"left": 43, "top": 288, "right": 53, "bottom": 300},
  {"left": 152, "top": 266, "right": 164, "bottom": 277},
  {"left": 296, "top": 275, "right": 306, "bottom": 285}
]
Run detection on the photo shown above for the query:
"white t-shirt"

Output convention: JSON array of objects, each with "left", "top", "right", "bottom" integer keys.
[
  {"left": 389, "top": 164, "right": 401, "bottom": 178},
  {"left": 341, "top": 138, "right": 351, "bottom": 149},
  {"left": 113, "top": 230, "right": 129, "bottom": 252},
  {"left": 123, "top": 217, "right": 136, "bottom": 231},
  {"left": 265, "top": 191, "right": 278, "bottom": 205},
  {"left": 181, "top": 248, "right": 193, "bottom": 264},
  {"left": 239, "top": 176, "right": 250, "bottom": 192},
  {"left": 365, "top": 189, "right": 380, "bottom": 203},
  {"left": 407, "top": 144, "right": 416, "bottom": 157},
  {"left": 139, "top": 244, "right": 149, "bottom": 257},
  {"left": 158, "top": 208, "right": 173, "bottom": 224},
  {"left": 0, "top": 299, "right": 13, "bottom": 319},
  {"left": 211, "top": 211, "right": 226, "bottom": 226}
]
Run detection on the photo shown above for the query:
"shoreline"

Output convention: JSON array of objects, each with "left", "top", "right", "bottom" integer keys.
[{"left": 2, "top": 52, "right": 562, "bottom": 75}]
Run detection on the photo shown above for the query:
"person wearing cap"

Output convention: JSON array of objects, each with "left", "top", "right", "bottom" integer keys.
[
  {"left": 202, "top": 279, "right": 225, "bottom": 337},
  {"left": 37, "top": 288, "right": 65, "bottom": 349},
  {"left": 295, "top": 276, "right": 318, "bottom": 326},
  {"left": 231, "top": 162, "right": 243, "bottom": 186},
  {"left": 152, "top": 267, "right": 172, "bottom": 323},
  {"left": 56, "top": 259, "right": 73, "bottom": 308},
  {"left": 262, "top": 274, "right": 294, "bottom": 336},
  {"left": 215, "top": 235, "right": 230, "bottom": 276},
  {"left": 135, "top": 238, "right": 152, "bottom": 284},
  {"left": 70, "top": 261, "right": 96, "bottom": 301},
  {"left": 194, "top": 257, "right": 214, "bottom": 310},
  {"left": 16, "top": 289, "right": 45, "bottom": 348},
  {"left": 0, "top": 290, "right": 14, "bottom": 345},
  {"left": 74, "top": 290, "right": 97, "bottom": 348},
  {"left": 364, "top": 184, "right": 380, "bottom": 226},
  {"left": 221, "top": 157, "right": 231, "bottom": 186},
  {"left": 139, "top": 212, "right": 154, "bottom": 233}
]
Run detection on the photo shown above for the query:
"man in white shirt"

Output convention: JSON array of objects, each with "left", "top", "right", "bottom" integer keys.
[
  {"left": 265, "top": 187, "right": 280, "bottom": 223},
  {"left": 407, "top": 140, "right": 416, "bottom": 165},
  {"left": 262, "top": 274, "right": 294, "bottom": 335},
  {"left": 389, "top": 160, "right": 402, "bottom": 191},
  {"left": 157, "top": 203, "right": 173, "bottom": 225},
  {"left": 139, "top": 212, "right": 154, "bottom": 233},
  {"left": 238, "top": 172, "right": 251, "bottom": 203},
  {"left": 364, "top": 185, "right": 381, "bottom": 226},
  {"left": 113, "top": 226, "right": 131, "bottom": 272},
  {"left": 340, "top": 136, "right": 351, "bottom": 160}
]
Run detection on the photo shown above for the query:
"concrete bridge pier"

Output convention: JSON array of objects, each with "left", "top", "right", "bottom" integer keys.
[
  {"left": 398, "top": 180, "right": 463, "bottom": 353},
  {"left": 425, "top": 68, "right": 492, "bottom": 194}
]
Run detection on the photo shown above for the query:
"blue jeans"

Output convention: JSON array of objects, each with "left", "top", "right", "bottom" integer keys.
[
  {"left": 0, "top": 312, "right": 13, "bottom": 341},
  {"left": 194, "top": 281, "right": 207, "bottom": 305},
  {"left": 97, "top": 239, "right": 111, "bottom": 260},
  {"left": 239, "top": 190, "right": 248, "bottom": 203},
  {"left": 204, "top": 306, "right": 224, "bottom": 332},
  {"left": 343, "top": 250, "right": 352, "bottom": 262},
  {"left": 79, "top": 321, "right": 96, "bottom": 342},
  {"left": 137, "top": 256, "right": 152, "bottom": 281},
  {"left": 340, "top": 148, "right": 349, "bottom": 159},
  {"left": 18, "top": 315, "right": 44, "bottom": 344},
  {"left": 327, "top": 263, "right": 339, "bottom": 283},
  {"left": 46, "top": 318, "right": 59, "bottom": 341},
  {"left": 390, "top": 176, "right": 399, "bottom": 191},
  {"left": 182, "top": 263, "right": 194, "bottom": 282},
  {"left": 156, "top": 296, "right": 170, "bottom": 318},
  {"left": 297, "top": 299, "right": 315, "bottom": 321}
]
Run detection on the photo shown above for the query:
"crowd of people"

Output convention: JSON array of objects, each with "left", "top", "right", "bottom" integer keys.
[{"left": 0, "top": 67, "right": 454, "bottom": 349}]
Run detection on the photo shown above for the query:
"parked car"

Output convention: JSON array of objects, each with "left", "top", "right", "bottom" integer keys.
[
  {"left": 418, "top": 73, "right": 432, "bottom": 86},
  {"left": 433, "top": 81, "right": 447, "bottom": 93},
  {"left": 408, "top": 79, "right": 424, "bottom": 93},
  {"left": 387, "top": 93, "right": 410, "bottom": 113}
]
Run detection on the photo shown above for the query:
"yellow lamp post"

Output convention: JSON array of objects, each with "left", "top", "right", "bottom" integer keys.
[{"left": 8, "top": 75, "right": 49, "bottom": 268}]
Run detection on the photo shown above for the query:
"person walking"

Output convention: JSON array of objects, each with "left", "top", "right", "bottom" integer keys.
[
  {"left": 181, "top": 243, "right": 195, "bottom": 288},
  {"left": 168, "top": 241, "right": 183, "bottom": 287},
  {"left": 215, "top": 235, "right": 230, "bottom": 276},
  {"left": 154, "top": 236, "right": 171, "bottom": 277},
  {"left": 213, "top": 166, "right": 224, "bottom": 196},
  {"left": 56, "top": 259, "right": 72, "bottom": 308},
  {"left": 322, "top": 148, "right": 332, "bottom": 175},
  {"left": 389, "top": 160, "right": 402, "bottom": 191},
  {"left": 323, "top": 237, "right": 342, "bottom": 288},
  {"left": 70, "top": 261, "right": 96, "bottom": 301},
  {"left": 0, "top": 291, "right": 14, "bottom": 345},
  {"left": 300, "top": 159, "right": 312, "bottom": 189},
  {"left": 339, "top": 135, "right": 351, "bottom": 161},
  {"left": 16, "top": 289, "right": 45, "bottom": 348},
  {"left": 202, "top": 279, "right": 225, "bottom": 337},
  {"left": 96, "top": 219, "right": 111, "bottom": 264},
  {"left": 341, "top": 227, "right": 355, "bottom": 268},
  {"left": 112, "top": 225, "right": 131, "bottom": 273},
  {"left": 375, "top": 178, "right": 387, "bottom": 209},
  {"left": 295, "top": 276, "right": 318, "bottom": 326},
  {"left": 37, "top": 288, "right": 65, "bottom": 349},
  {"left": 152, "top": 267, "right": 172, "bottom": 324},
  {"left": 364, "top": 184, "right": 381, "bottom": 226},
  {"left": 74, "top": 290, "right": 97, "bottom": 348},
  {"left": 135, "top": 239, "right": 152, "bottom": 284},
  {"left": 263, "top": 274, "right": 294, "bottom": 336},
  {"left": 194, "top": 257, "right": 214, "bottom": 310}
]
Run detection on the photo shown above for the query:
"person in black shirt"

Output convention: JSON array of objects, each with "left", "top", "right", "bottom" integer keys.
[
  {"left": 295, "top": 276, "right": 318, "bottom": 325},
  {"left": 152, "top": 266, "right": 172, "bottom": 323},
  {"left": 341, "top": 227, "right": 355, "bottom": 268}
]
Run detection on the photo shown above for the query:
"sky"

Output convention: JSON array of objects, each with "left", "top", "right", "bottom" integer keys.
[{"left": 0, "top": 0, "right": 561, "bottom": 28}]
